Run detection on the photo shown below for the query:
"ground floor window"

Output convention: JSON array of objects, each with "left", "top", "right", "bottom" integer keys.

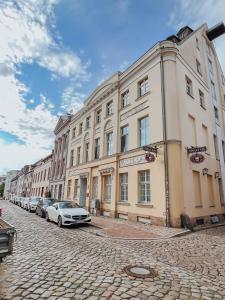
[
  {"left": 120, "top": 173, "right": 128, "bottom": 202},
  {"left": 138, "top": 170, "right": 150, "bottom": 203},
  {"left": 92, "top": 176, "right": 98, "bottom": 199},
  {"left": 104, "top": 175, "right": 112, "bottom": 202},
  {"left": 67, "top": 180, "right": 71, "bottom": 198}
]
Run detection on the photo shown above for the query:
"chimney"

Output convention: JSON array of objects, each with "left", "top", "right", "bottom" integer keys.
[{"left": 206, "top": 22, "right": 225, "bottom": 41}]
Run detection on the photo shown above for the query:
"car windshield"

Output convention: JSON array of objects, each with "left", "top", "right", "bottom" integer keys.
[
  {"left": 31, "top": 198, "right": 40, "bottom": 203},
  {"left": 58, "top": 202, "right": 80, "bottom": 209},
  {"left": 44, "top": 199, "right": 54, "bottom": 205}
]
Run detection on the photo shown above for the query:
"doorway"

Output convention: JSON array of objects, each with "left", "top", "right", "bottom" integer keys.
[{"left": 80, "top": 178, "right": 87, "bottom": 207}]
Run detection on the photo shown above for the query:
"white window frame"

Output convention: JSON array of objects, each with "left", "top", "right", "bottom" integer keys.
[
  {"left": 138, "top": 170, "right": 150, "bottom": 203},
  {"left": 120, "top": 173, "right": 128, "bottom": 202}
]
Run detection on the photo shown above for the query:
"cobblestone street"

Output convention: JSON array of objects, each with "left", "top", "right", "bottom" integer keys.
[{"left": 1, "top": 200, "right": 225, "bottom": 300}]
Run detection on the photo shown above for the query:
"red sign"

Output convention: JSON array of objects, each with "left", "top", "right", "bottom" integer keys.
[
  {"left": 145, "top": 153, "right": 155, "bottom": 162},
  {"left": 190, "top": 153, "right": 205, "bottom": 163}
]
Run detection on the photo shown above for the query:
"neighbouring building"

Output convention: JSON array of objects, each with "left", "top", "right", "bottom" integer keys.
[
  {"left": 63, "top": 22, "right": 225, "bottom": 227},
  {"left": 50, "top": 114, "right": 72, "bottom": 200},
  {"left": 10, "top": 173, "right": 20, "bottom": 197},
  {"left": 15, "top": 165, "right": 34, "bottom": 197},
  {"left": 31, "top": 154, "right": 52, "bottom": 197},
  {"left": 3, "top": 170, "right": 20, "bottom": 199}
]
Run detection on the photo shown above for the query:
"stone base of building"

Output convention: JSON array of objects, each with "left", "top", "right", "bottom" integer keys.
[{"left": 190, "top": 213, "right": 225, "bottom": 227}]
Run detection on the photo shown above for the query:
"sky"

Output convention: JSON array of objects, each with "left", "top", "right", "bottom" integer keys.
[{"left": 0, "top": 0, "right": 225, "bottom": 175}]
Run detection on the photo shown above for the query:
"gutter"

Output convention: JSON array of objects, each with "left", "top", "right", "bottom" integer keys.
[{"left": 160, "top": 51, "right": 171, "bottom": 227}]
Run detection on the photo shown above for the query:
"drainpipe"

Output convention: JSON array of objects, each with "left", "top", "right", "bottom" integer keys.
[{"left": 160, "top": 51, "right": 171, "bottom": 227}]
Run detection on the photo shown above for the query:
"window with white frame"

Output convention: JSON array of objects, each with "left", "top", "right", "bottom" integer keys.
[
  {"left": 121, "top": 90, "right": 129, "bottom": 108},
  {"left": 86, "top": 116, "right": 90, "bottom": 129},
  {"left": 77, "top": 146, "right": 81, "bottom": 164},
  {"left": 106, "top": 132, "right": 113, "bottom": 155},
  {"left": 106, "top": 101, "right": 113, "bottom": 116},
  {"left": 185, "top": 76, "right": 193, "bottom": 97},
  {"left": 74, "top": 179, "right": 78, "bottom": 199},
  {"left": 139, "top": 77, "right": 149, "bottom": 97},
  {"left": 139, "top": 116, "right": 150, "bottom": 147},
  {"left": 211, "top": 81, "right": 217, "bottom": 100},
  {"left": 70, "top": 149, "right": 74, "bottom": 167},
  {"left": 199, "top": 90, "right": 205, "bottom": 109},
  {"left": 94, "top": 138, "right": 100, "bottom": 159},
  {"left": 120, "top": 173, "right": 128, "bottom": 202},
  {"left": 72, "top": 127, "right": 76, "bottom": 139},
  {"left": 208, "top": 59, "right": 214, "bottom": 79},
  {"left": 92, "top": 177, "right": 98, "bottom": 199},
  {"left": 104, "top": 175, "right": 111, "bottom": 202},
  {"left": 85, "top": 142, "right": 89, "bottom": 162},
  {"left": 121, "top": 125, "right": 128, "bottom": 152},
  {"left": 96, "top": 109, "right": 102, "bottom": 124},
  {"left": 139, "top": 170, "right": 150, "bottom": 203},
  {"left": 79, "top": 123, "right": 83, "bottom": 135},
  {"left": 214, "top": 106, "right": 219, "bottom": 124},
  {"left": 67, "top": 180, "right": 71, "bottom": 198}
]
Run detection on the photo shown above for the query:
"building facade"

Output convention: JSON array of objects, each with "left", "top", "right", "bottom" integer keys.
[
  {"left": 31, "top": 154, "right": 52, "bottom": 197},
  {"left": 63, "top": 22, "right": 225, "bottom": 227},
  {"left": 50, "top": 115, "right": 71, "bottom": 200},
  {"left": 3, "top": 170, "right": 20, "bottom": 199}
]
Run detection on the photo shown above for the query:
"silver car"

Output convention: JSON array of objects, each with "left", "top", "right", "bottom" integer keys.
[{"left": 28, "top": 197, "right": 41, "bottom": 212}]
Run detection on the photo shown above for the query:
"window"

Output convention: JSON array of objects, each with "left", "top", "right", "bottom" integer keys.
[
  {"left": 214, "top": 134, "right": 219, "bottom": 160},
  {"left": 77, "top": 146, "right": 81, "bottom": 165},
  {"left": 92, "top": 177, "right": 98, "bottom": 199},
  {"left": 222, "top": 141, "right": 225, "bottom": 163},
  {"left": 121, "top": 90, "right": 129, "bottom": 108},
  {"left": 211, "top": 81, "right": 216, "bottom": 100},
  {"left": 121, "top": 126, "right": 128, "bottom": 152},
  {"left": 196, "top": 37, "right": 199, "bottom": 50},
  {"left": 86, "top": 116, "right": 90, "bottom": 129},
  {"left": 186, "top": 76, "right": 193, "bottom": 97},
  {"left": 139, "top": 170, "right": 150, "bottom": 203},
  {"left": 196, "top": 59, "right": 202, "bottom": 75},
  {"left": 139, "top": 77, "right": 149, "bottom": 97},
  {"left": 106, "top": 101, "right": 113, "bottom": 116},
  {"left": 106, "top": 132, "right": 113, "bottom": 155},
  {"left": 79, "top": 123, "right": 83, "bottom": 135},
  {"left": 120, "top": 173, "right": 128, "bottom": 202},
  {"left": 94, "top": 138, "right": 100, "bottom": 159},
  {"left": 214, "top": 106, "right": 219, "bottom": 124},
  {"left": 104, "top": 175, "right": 112, "bottom": 202},
  {"left": 43, "top": 170, "right": 46, "bottom": 181},
  {"left": 208, "top": 59, "right": 213, "bottom": 78},
  {"left": 67, "top": 180, "right": 71, "bottom": 198},
  {"left": 199, "top": 90, "right": 205, "bottom": 109},
  {"left": 139, "top": 116, "right": 150, "bottom": 147},
  {"left": 96, "top": 109, "right": 102, "bottom": 124},
  {"left": 72, "top": 127, "right": 76, "bottom": 139},
  {"left": 74, "top": 179, "right": 78, "bottom": 199},
  {"left": 85, "top": 142, "right": 89, "bottom": 162},
  {"left": 70, "top": 150, "right": 74, "bottom": 167}
]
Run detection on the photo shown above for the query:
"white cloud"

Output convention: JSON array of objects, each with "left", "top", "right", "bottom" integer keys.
[
  {"left": 61, "top": 86, "right": 86, "bottom": 114},
  {"left": 168, "top": 0, "right": 225, "bottom": 72}
]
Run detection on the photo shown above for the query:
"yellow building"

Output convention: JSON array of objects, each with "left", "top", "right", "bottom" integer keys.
[{"left": 64, "top": 22, "right": 225, "bottom": 227}]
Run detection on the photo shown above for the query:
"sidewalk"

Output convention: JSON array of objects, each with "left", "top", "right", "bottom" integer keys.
[{"left": 82, "top": 216, "right": 190, "bottom": 240}]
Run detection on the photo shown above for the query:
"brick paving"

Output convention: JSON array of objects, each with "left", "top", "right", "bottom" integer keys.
[{"left": 0, "top": 200, "right": 225, "bottom": 299}]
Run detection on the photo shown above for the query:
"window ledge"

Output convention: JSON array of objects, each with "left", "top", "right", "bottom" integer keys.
[
  {"left": 136, "top": 203, "right": 153, "bottom": 208},
  {"left": 135, "top": 91, "right": 150, "bottom": 102},
  {"left": 195, "top": 205, "right": 203, "bottom": 208},
  {"left": 119, "top": 104, "right": 131, "bottom": 112},
  {"left": 118, "top": 202, "right": 130, "bottom": 206},
  {"left": 103, "top": 201, "right": 111, "bottom": 204}
]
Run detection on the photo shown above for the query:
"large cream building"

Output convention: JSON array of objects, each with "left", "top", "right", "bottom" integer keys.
[{"left": 63, "top": 22, "right": 225, "bottom": 227}]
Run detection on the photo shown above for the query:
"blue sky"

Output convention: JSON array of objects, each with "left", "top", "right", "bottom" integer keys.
[{"left": 0, "top": 0, "right": 225, "bottom": 174}]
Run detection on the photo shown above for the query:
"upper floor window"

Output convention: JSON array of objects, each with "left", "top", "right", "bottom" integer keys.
[
  {"left": 185, "top": 76, "right": 193, "bottom": 97},
  {"left": 94, "top": 138, "right": 100, "bottom": 159},
  {"left": 106, "top": 132, "right": 113, "bottom": 155},
  {"left": 79, "top": 123, "right": 83, "bottom": 135},
  {"left": 72, "top": 127, "right": 76, "bottom": 139},
  {"left": 139, "top": 116, "right": 150, "bottom": 147},
  {"left": 86, "top": 116, "right": 90, "bottom": 129},
  {"left": 199, "top": 90, "right": 205, "bottom": 109},
  {"left": 85, "top": 142, "right": 89, "bottom": 162},
  {"left": 139, "top": 77, "right": 149, "bottom": 97},
  {"left": 121, "top": 126, "right": 128, "bottom": 152},
  {"left": 120, "top": 173, "right": 128, "bottom": 203},
  {"left": 211, "top": 81, "right": 217, "bottom": 100},
  {"left": 104, "top": 175, "right": 112, "bottom": 202},
  {"left": 196, "top": 59, "right": 202, "bottom": 75},
  {"left": 77, "top": 146, "right": 81, "bottom": 165},
  {"left": 96, "top": 109, "right": 102, "bottom": 124},
  {"left": 121, "top": 90, "right": 129, "bottom": 108},
  {"left": 70, "top": 150, "right": 74, "bottom": 167},
  {"left": 196, "top": 37, "right": 199, "bottom": 50},
  {"left": 214, "top": 106, "right": 219, "bottom": 125},
  {"left": 106, "top": 101, "right": 113, "bottom": 116}
]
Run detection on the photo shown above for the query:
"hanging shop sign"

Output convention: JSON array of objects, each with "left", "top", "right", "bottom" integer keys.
[
  {"left": 145, "top": 152, "right": 155, "bottom": 162},
  {"left": 143, "top": 146, "right": 158, "bottom": 156},
  {"left": 190, "top": 153, "right": 205, "bottom": 163},
  {"left": 187, "top": 146, "right": 207, "bottom": 154}
]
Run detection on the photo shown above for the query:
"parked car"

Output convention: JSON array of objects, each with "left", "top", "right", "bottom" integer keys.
[
  {"left": 28, "top": 197, "right": 41, "bottom": 212},
  {"left": 17, "top": 197, "right": 23, "bottom": 207},
  {"left": 46, "top": 201, "right": 91, "bottom": 227},
  {"left": 36, "top": 198, "right": 55, "bottom": 218},
  {"left": 23, "top": 198, "right": 30, "bottom": 210},
  {"left": 20, "top": 197, "right": 27, "bottom": 208}
]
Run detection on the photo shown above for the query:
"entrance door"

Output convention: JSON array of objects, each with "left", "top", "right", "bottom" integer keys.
[{"left": 80, "top": 178, "right": 87, "bottom": 207}]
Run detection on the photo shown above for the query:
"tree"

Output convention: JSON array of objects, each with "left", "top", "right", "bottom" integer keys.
[{"left": 0, "top": 183, "right": 5, "bottom": 198}]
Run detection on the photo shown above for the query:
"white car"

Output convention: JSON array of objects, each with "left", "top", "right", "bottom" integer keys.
[
  {"left": 46, "top": 201, "right": 91, "bottom": 227},
  {"left": 28, "top": 197, "right": 41, "bottom": 212}
]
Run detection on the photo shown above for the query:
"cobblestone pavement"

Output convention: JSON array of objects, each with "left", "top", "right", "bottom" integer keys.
[{"left": 0, "top": 200, "right": 225, "bottom": 300}]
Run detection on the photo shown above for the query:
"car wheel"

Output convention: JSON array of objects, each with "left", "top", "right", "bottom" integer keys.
[
  {"left": 46, "top": 212, "right": 50, "bottom": 222},
  {"left": 41, "top": 210, "right": 45, "bottom": 218},
  {"left": 29, "top": 207, "right": 31, "bottom": 212},
  {"left": 58, "top": 216, "right": 63, "bottom": 227}
]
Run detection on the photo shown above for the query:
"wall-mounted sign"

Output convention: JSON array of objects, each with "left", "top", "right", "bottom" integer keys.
[
  {"left": 145, "top": 153, "right": 155, "bottom": 162},
  {"left": 143, "top": 146, "right": 158, "bottom": 155},
  {"left": 187, "top": 146, "right": 207, "bottom": 154},
  {"left": 190, "top": 153, "right": 205, "bottom": 163}
]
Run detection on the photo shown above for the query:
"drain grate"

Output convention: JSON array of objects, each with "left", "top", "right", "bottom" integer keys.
[{"left": 123, "top": 265, "right": 158, "bottom": 279}]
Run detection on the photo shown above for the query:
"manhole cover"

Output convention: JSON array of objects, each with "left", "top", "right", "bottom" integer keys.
[{"left": 123, "top": 265, "right": 158, "bottom": 279}]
